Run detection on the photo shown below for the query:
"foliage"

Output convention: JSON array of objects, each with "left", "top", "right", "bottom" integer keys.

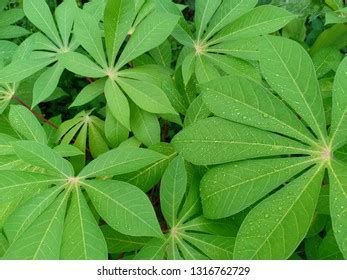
[{"left": 0, "top": 0, "right": 346, "bottom": 260}]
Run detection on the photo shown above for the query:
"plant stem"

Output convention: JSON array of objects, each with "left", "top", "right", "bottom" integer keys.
[{"left": 12, "top": 95, "right": 59, "bottom": 129}]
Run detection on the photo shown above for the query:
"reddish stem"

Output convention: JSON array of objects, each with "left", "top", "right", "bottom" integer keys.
[{"left": 12, "top": 95, "right": 58, "bottom": 129}]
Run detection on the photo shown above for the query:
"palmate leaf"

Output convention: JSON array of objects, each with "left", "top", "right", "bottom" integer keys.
[
  {"left": 172, "top": 117, "right": 313, "bottom": 165},
  {"left": 83, "top": 179, "right": 162, "bottom": 238},
  {"left": 60, "top": 188, "right": 108, "bottom": 260},
  {"left": 137, "top": 163, "right": 236, "bottom": 260},
  {"left": 201, "top": 157, "right": 318, "bottom": 219},
  {"left": 259, "top": 35, "right": 327, "bottom": 143},
  {"left": 329, "top": 57, "right": 347, "bottom": 150},
  {"left": 3, "top": 191, "right": 69, "bottom": 260},
  {"left": 328, "top": 161, "right": 347, "bottom": 258},
  {"left": 234, "top": 165, "right": 324, "bottom": 259}
]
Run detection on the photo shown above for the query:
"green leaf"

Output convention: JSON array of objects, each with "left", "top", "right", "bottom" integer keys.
[
  {"left": 0, "top": 57, "right": 56, "bottom": 83},
  {"left": 4, "top": 186, "right": 63, "bottom": 244},
  {"left": 74, "top": 8, "right": 107, "bottom": 68},
  {"left": 0, "top": 133, "right": 16, "bottom": 155},
  {"left": 195, "top": 0, "right": 221, "bottom": 39},
  {"left": 182, "top": 233, "right": 234, "bottom": 260},
  {"left": 201, "top": 76, "right": 316, "bottom": 145},
  {"left": 32, "top": 62, "right": 64, "bottom": 107},
  {"left": 59, "top": 52, "right": 106, "bottom": 78},
  {"left": 104, "top": 107, "right": 129, "bottom": 147},
  {"left": 328, "top": 161, "right": 347, "bottom": 258},
  {"left": 204, "top": 0, "right": 257, "bottom": 40},
  {"left": 330, "top": 57, "right": 347, "bottom": 150},
  {"left": 134, "top": 238, "right": 167, "bottom": 260},
  {"left": 0, "top": 233, "right": 8, "bottom": 257},
  {"left": 105, "top": 78, "right": 131, "bottom": 130},
  {"left": 60, "top": 188, "right": 107, "bottom": 260},
  {"left": 101, "top": 225, "right": 150, "bottom": 253},
  {"left": 116, "top": 143, "right": 177, "bottom": 192},
  {"left": 0, "top": 9, "right": 24, "bottom": 26},
  {"left": 160, "top": 156, "right": 187, "bottom": 227},
  {"left": 172, "top": 117, "right": 312, "bottom": 165},
  {"left": 201, "top": 157, "right": 317, "bottom": 219},
  {"left": 130, "top": 103, "right": 160, "bottom": 147},
  {"left": 184, "top": 94, "right": 210, "bottom": 127},
  {"left": 23, "top": 0, "right": 62, "bottom": 47},
  {"left": 3, "top": 191, "right": 69, "bottom": 260},
  {"left": 88, "top": 120, "right": 109, "bottom": 158},
  {"left": 117, "top": 77, "right": 177, "bottom": 115},
  {"left": 194, "top": 55, "right": 220, "bottom": 83},
  {"left": 12, "top": 140, "right": 74, "bottom": 178},
  {"left": 212, "top": 5, "right": 296, "bottom": 44},
  {"left": 234, "top": 165, "right": 324, "bottom": 260},
  {"left": 79, "top": 147, "right": 165, "bottom": 178},
  {"left": 116, "top": 12, "right": 179, "bottom": 68},
  {"left": 83, "top": 179, "right": 162, "bottom": 237},
  {"left": 259, "top": 36, "right": 327, "bottom": 142},
  {"left": 0, "top": 170, "right": 63, "bottom": 204},
  {"left": 8, "top": 105, "right": 47, "bottom": 144},
  {"left": 104, "top": 0, "right": 136, "bottom": 65},
  {"left": 55, "top": 1, "right": 75, "bottom": 47},
  {"left": 53, "top": 144, "right": 84, "bottom": 157},
  {"left": 70, "top": 78, "right": 106, "bottom": 107}
]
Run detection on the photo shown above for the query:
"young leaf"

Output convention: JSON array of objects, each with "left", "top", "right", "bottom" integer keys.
[
  {"left": 78, "top": 147, "right": 165, "bottom": 178},
  {"left": 83, "top": 179, "right": 162, "bottom": 238},
  {"left": 234, "top": 165, "right": 324, "bottom": 259},
  {"left": 172, "top": 117, "right": 312, "bottom": 165},
  {"left": 60, "top": 188, "right": 108, "bottom": 260}
]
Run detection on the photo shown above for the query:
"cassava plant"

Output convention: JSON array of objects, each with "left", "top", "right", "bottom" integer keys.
[{"left": 0, "top": 0, "right": 346, "bottom": 260}]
